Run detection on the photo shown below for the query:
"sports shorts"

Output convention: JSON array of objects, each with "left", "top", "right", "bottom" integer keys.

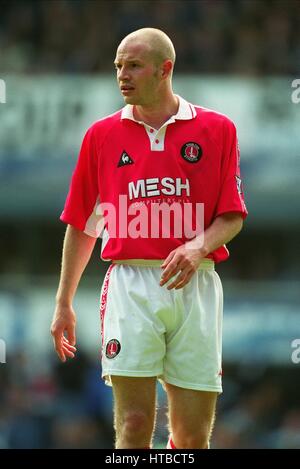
[{"left": 99, "top": 258, "right": 223, "bottom": 393}]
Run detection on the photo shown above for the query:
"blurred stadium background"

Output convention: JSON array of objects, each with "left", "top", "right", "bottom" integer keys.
[{"left": 0, "top": 0, "right": 300, "bottom": 449}]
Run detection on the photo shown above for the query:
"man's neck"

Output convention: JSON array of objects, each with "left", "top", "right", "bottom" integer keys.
[{"left": 133, "top": 94, "right": 179, "bottom": 129}]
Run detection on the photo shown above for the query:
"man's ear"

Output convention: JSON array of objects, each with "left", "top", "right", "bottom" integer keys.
[{"left": 161, "top": 59, "right": 173, "bottom": 79}]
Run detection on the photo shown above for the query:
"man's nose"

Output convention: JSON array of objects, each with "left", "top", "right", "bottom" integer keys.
[{"left": 118, "top": 67, "right": 130, "bottom": 81}]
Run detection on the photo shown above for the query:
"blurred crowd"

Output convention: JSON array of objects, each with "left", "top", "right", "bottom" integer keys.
[
  {"left": 0, "top": 350, "right": 115, "bottom": 448},
  {"left": 213, "top": 365, "right": 300, "bottom": 448},
  {"left": 1, "top": 350, "right": 300, "bottom": 448},
  {"left": 0, "top": 0, "right": 299, "bottom": 75}
]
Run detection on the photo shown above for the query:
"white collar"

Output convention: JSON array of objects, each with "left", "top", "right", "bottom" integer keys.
[{"left": 121, "top": 95, "right": 196, "bottom": 123}]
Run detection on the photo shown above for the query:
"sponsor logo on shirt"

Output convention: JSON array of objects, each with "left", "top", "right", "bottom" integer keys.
[{"left": 128, "top": 177, "right": 190, "bottom": 200}]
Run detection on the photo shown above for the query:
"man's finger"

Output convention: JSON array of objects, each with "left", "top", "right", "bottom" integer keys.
[
  {"left": 160, "top": 258, "right": 189, "bottom": 286},
  {"left": 161, "top": 255, "right": 180, "bottom": 277},
  {"left": 52, "top": 331, "right": 66, "bottom": 362},
  {"left": 62, "top": 346, "right": 75, "bottom": 358},
  {"left": 174, "top": 271, "right": 194, "bottom": 290},
  {"left": 65, "top": 328, "right": 76, "bottom": 346},
  {"left": 55, "top": 342, "right": 66, "bottom": 362},
  {"left": 62, "top": 339, "right": 77, "bottom": 352},
  {"left": 63, "top": 342, "right": 77, "bottom": 351},
  {"left": 160, "top": 261, "right": 181, "bottom": 286},
  {"left": 166, "top": 270, "right": 189, "bottom": 290},
  {"left": 161, "top": 250, "right": 176, "bottom": 269}
]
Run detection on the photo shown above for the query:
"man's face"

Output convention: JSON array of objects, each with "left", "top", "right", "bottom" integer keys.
[{"left": 114, "top": 41, "right": 162, "bottom": 106}]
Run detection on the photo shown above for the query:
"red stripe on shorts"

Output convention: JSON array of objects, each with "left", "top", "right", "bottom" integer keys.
[{"left": 100, "top": 264, "right": 115, "bottom": 350}]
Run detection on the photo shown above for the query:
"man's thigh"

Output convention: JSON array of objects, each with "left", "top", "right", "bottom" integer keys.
[
  {"left": 111, "top": 376, "right": 158, "bottom": 448},
  {"left": 165, "top": 382, "right": 218, "bottom": 437},
  {"left": 111, "top": 376, "right": 157, "bottom": 423}
]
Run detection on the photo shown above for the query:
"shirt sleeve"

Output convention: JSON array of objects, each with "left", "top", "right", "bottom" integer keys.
[
  {"left": 60, "top": 126, "right": 104, "bottom": 237},
  {"left": 215, "top": 119, "right": 248, "bottom": 219}
]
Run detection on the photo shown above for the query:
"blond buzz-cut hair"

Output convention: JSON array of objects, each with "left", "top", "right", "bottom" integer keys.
[{"left": 120, "top": 27, "right": 176, "bottom": 71}]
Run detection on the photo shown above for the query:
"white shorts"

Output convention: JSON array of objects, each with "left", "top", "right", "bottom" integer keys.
[{"left": 99, "top": 259, "right": 223, "bottom": 392}]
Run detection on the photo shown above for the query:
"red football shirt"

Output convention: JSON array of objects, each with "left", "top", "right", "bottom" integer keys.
[{"left": 60, "top": 96, "right": 248, "bottom": 263}]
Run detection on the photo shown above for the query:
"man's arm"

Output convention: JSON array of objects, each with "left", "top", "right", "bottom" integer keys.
[
  {"left": 160, "top": 212, "right": 243, "bottom": 290},
  {"left": 50, "top": 225, "right": 97, "bottom": 362}
]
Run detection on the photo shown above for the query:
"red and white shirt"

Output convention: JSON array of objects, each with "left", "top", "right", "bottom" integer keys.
[{"left": 61, "top": 96, "right": 248, "bottom": 263}]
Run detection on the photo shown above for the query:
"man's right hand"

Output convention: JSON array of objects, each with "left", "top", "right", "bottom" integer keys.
[{"left": 50, "top": 305, "right": 77, "bottom": 362}]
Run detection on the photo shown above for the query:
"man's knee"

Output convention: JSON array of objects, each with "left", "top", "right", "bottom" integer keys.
[
  {"left": 173, "top": 427, "right": 210, "bottom": 449},
  {"left": 122, "top": 410, "right": 153, "bottom": 436}
]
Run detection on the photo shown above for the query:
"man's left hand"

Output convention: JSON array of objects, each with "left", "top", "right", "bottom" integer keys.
[{"left": 160, "top": 241, "right": 207, "bottom": 290}]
